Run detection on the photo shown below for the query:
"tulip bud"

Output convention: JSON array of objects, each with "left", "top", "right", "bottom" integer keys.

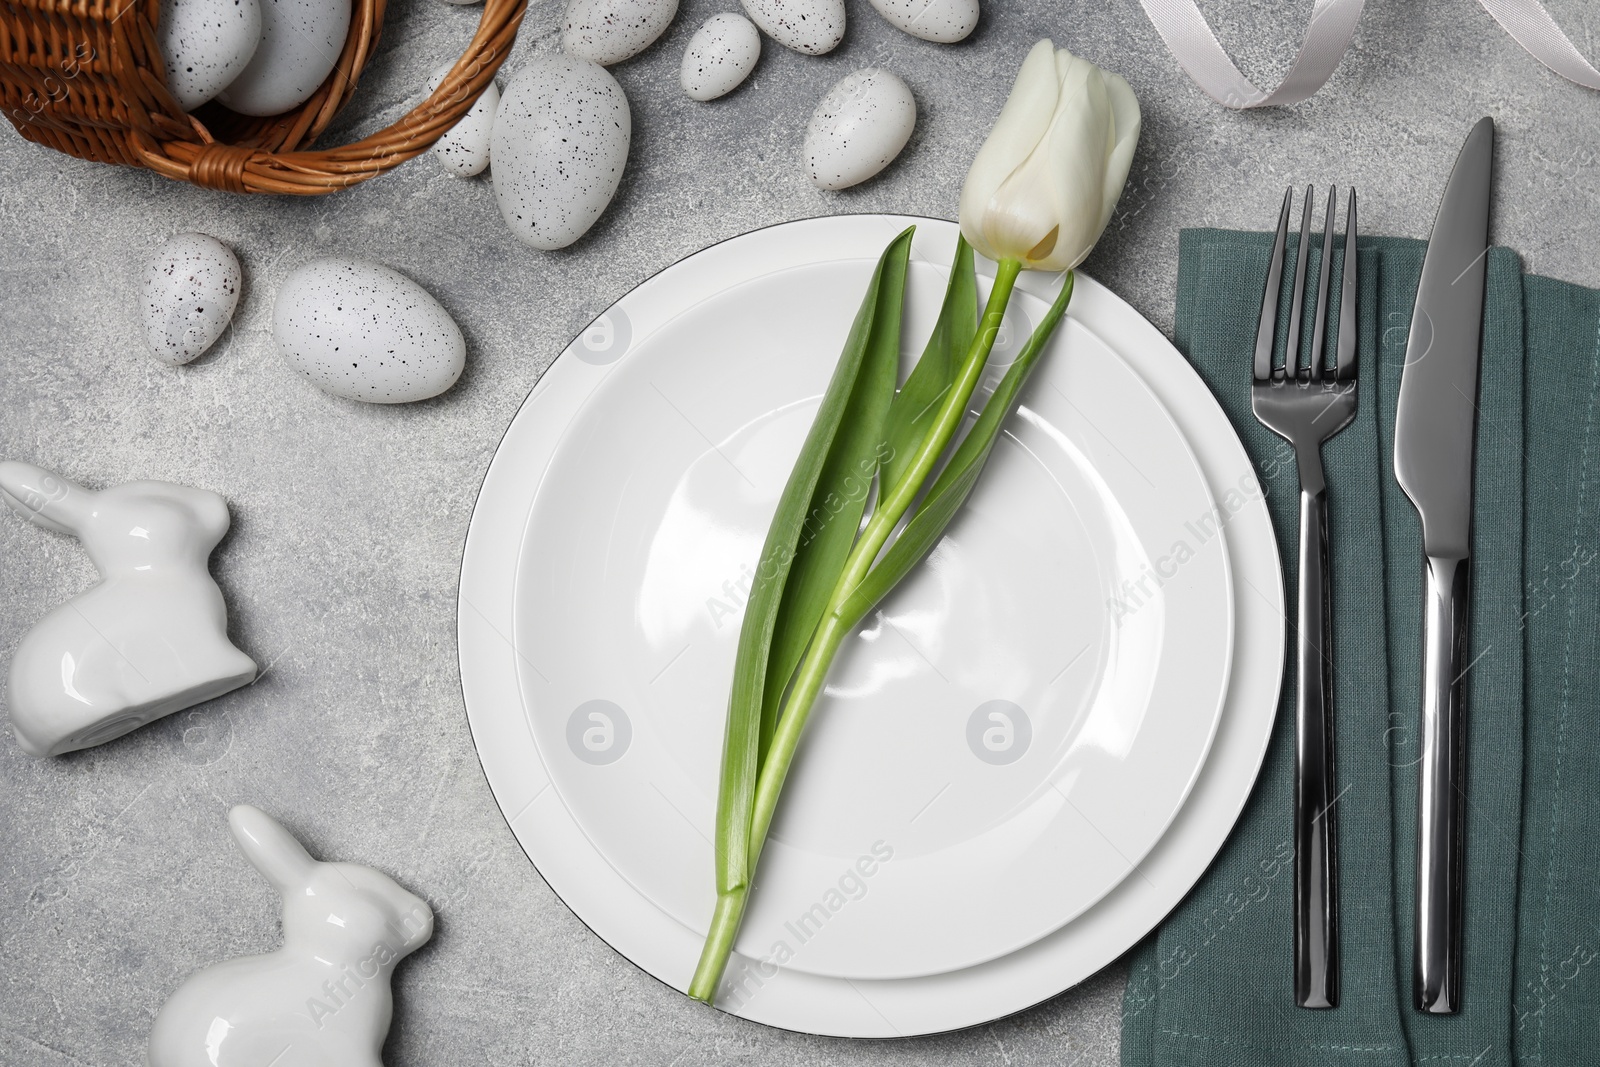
[{"left": 959, "top": 40, "right": 1141, "bottom": 272}]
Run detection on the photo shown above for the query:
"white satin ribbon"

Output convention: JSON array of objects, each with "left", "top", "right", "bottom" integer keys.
[
  {"left": 1477, "top": 0, "right": 1600, "bottom": 90},
  {"left": 1138, "top": 0, "right": 1600, "bottom": 107}
]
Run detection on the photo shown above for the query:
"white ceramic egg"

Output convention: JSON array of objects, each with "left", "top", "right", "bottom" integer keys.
[
  {"left": 741, "top": 0, "right": 843, "bottom": 55},
  {"left": 866, "top": 0, "right": 977, "bottom": 43},
  {"left": 804, "top": 68, "right": 916, "bottom": 190},
  {"left": 217, "top": 0, "right": 350, "bottom": 117},
  {"left": 426, "top": 64, "right": 500, "bottom": 177},
  {"left": 491, "top": 56, "right": 631, "bottom": 251},
  {"left": 272, "top": 259, "right": 466, "bottom": 403},
  {"left": 680, "top": 13, "right": 759, "bottom": 101},
  {"left": 563, "top": 0, "right": 678, "bottom": 66},
  {"left": 143, "top": 233, "right": 242, "bottom": 366},
  {"left": 158, "top": 0, "right": 263, "bottom": 111}
]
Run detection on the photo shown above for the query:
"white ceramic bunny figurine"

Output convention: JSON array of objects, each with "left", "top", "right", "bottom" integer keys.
[
  {"left": 0, "top": 461, "right": 257, "bottom": 757},
  {"left": 148, "top": 805, "right": 435, "bottom": 1067}
]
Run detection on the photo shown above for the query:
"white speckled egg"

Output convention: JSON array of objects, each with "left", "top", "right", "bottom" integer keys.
[
  {"left": 741, "top": 0, "right": 843, "bottom": 55},
  {"left": 158, "top": 0, "right": 262, "bottom": 111},
  {"left": 426, "top": 64, "right": 499, "bottom": 178},
  {"left": 804, "top": 68, "right": 916, "bottom": 190},
  {"left": 866, "top": 0, "right": 976, "bottom": 43},
  {"left": 216, "top": 0, "right": 350, "bottom": 117},
  {"left": 680, "top": 13, "right": 759, "bottom": 101},
  {"left": 272, "top": 259, "right": 466, "bottom": 404},
  {"left": 143, "top": 233, "right": 242, "bottom": 366},
  {"left": 491, "top": 56, "right": 631, "bottom": 251},
  {"left": 563, "top": 0, "right": 678, "bottom": 66}
]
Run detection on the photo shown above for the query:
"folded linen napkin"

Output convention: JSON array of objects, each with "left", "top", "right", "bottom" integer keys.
[{"left": 1122, "top": 229, "right": 1600, "bottom": 1067}]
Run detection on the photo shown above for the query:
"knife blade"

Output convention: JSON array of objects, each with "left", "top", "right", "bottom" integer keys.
[{"left": 1393, "top": 116, "right": 1494, "bottom": 1016}]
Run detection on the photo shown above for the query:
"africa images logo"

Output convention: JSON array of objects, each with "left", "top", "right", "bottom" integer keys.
[
  {"left": 574, "top": 310, "right": 631, "bottom": 366},
  {"left": 967, "top": 700, "right": 1031, "bottom": 764},
  {"left": 566, "top": 700, "right": 631, "bottom": 765},
  {"left": 1108, "top": 471, "right": 1264, "bottom": 623},
  {"left": 720, "top": 841, "right": 894, "bottom": 1010}
]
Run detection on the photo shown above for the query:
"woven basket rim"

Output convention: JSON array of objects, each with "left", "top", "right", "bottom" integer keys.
[{"left": 1, "top": 0, "right": 527, "bottom": 193}]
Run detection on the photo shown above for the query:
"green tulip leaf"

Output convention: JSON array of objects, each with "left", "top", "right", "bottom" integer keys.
[
  {"left": 758, "top": 231, "right": 913, "bottom": 756},
  {"left": 711, "top": 226, "right": 914, "bottom": 896}
]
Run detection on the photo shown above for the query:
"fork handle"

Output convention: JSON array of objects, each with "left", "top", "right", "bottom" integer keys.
[
  {"left": 1416, "top": 554, "right": 1469, "bottom": 1014},
  {"left": 1295, "top": 486, "right": 1339, "bottom": 1009}
]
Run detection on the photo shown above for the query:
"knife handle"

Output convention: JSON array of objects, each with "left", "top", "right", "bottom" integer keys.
[
  {"left": 1417, "top": 553, "right": 1469, "bottom": 1014},
  {"left": 1295, "top": 487, "right": 1338, "bottom": 1009}
]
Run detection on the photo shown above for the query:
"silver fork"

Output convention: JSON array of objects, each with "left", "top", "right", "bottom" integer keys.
[{"left": 1251, "top": 185, "right": 1358, "bottom": 1010}]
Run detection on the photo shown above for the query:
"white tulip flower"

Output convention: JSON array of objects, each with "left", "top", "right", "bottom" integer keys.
[{"left": 959, "top": 40, "right": 1141, "bottom": 273}]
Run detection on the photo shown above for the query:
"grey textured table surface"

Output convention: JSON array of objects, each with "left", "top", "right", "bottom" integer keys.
[{"left": 3, "top": 0, "right": 1597, "bottom": 1063}]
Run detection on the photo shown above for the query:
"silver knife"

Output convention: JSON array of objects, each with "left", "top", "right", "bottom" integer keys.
[{"left": 1393, "top": 116, "right": 1494, "bottom": 1015}]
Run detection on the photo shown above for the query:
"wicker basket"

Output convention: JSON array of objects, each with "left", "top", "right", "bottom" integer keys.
[{"left": 0, "top": 0, "right": 526, "bottom": 194}]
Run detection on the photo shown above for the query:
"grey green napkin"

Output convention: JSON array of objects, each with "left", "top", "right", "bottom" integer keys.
[{"left": 1121, "top": 229, "right": 1600, "bottom": 1067}]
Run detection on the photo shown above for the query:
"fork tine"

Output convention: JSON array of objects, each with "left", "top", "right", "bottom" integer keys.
[
  {"left": 1336, "top": 189, "right": 1358, "bottom": 380},
  {"left": 1285, "top": 185, "right": 1314, "bottom": 380},
  {"left": 1255, "top": 187, "right": 1293, "bottom": 382},
  {"left": 1309, "top": 186, "right": 1337, "bottom": 381}
]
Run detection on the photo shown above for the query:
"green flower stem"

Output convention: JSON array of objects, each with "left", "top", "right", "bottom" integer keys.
[
  {"left": 688, "top": 886, "right": 748, "bottom": 1001},
  {"left": 687, "top": 256, "right": 1024, "bottom": 1003},
  {"left": 686, "top": 616, "right": 848, "bottom": 1002}
]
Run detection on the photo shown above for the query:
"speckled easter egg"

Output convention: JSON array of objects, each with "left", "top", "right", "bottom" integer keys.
[
  {"left": 491, "top": 56, "right": 631, "bottom": 251},
  {"left": 680, "top": 13, "right": 759, "bottom": 101},
  {"left": 216, "top": 0, "right": 350, "bottom": 117},
  {"left": 563, "top": 0, "right": 678, "bottom": 66},
  {"left": 804, "top": 68, "right": 916, "bottom": 190},
  {"left": 741, "top": 0, "right": 843, "bottom": 55},
  {"left": 158, "top": 0, "right": 262, "bottom": 111},
  {"left": 866, "top": 0, "right": 977, "bottom": 43},
  {"left": 426, "top": 64, "right": 500, "bottom": 178},
  {"left": 143, "top": 233, "right": 242, "bottom": 366},
  {"left": 272, "top": 259, "right": 466, "bottom": 404}
]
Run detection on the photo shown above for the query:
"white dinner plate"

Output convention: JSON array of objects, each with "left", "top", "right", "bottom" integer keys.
[{"left": 459, "top": 215, "right": 1284, "bottom": 1036}]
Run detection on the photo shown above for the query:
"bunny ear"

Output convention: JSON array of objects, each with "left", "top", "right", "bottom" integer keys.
[
  {"left": 0, "top": 461, "right": 95, "bottom": 537},
  {"left": 228, "top": 806, "right": 318, "bottom": 893}
]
